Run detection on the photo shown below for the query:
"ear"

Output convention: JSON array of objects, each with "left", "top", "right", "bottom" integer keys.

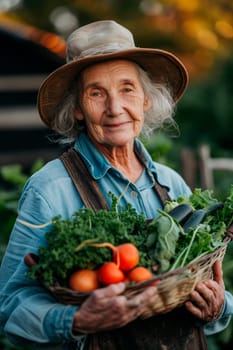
[
  {"left": 143, "top": 96, "right": 152, "bottom": 112},
  {"left": 74, "top": 107, "right": 84, "bottom": 121}
]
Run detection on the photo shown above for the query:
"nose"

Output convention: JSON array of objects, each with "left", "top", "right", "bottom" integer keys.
[{"left": 105, "top": 94, "right": 123, "bottom": 116}]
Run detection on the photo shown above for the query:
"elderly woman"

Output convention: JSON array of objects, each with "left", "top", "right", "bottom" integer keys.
[{"left": 0, "top": 20, "right": 232, "bottom": 350}]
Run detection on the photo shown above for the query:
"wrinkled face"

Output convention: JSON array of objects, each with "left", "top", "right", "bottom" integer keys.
[{"left": 75, "top": 59, "right": 151, "bottom": 148}]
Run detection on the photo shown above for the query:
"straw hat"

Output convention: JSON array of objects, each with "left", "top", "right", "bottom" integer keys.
[{"left": 38, "top": 20, "right": 189, "bottom": 128}]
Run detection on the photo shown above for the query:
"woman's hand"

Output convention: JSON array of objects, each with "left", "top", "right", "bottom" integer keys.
[
  {"left": 72, "top": 282, "right": 159, "bottom": 334},
  {"left": 185, "top": 260, "right": 225, "bottom": 322}
]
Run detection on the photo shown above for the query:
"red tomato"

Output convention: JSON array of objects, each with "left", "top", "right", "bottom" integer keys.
[
  {"left": 69, "top": 269, "right": 100, "bottom": 292},
  {"left": 98, "top": 262, "right": 125, "bottom": 285},
  {"left": 127, "top": 266, "right": 153, "bottom": 283},
  {"left": 116, "top": 243, "right": 140, "bottom": 271}
]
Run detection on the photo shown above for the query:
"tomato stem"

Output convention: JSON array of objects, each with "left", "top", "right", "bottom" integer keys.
[
  {"left": 75, "top": 241, "right": 120, "bottom": 267},
  {"left": 75, "top": 239, "right": 100, "bottom": 252},
  {"left": 89, "top": 243, "right": 120, "bottom": 268}
]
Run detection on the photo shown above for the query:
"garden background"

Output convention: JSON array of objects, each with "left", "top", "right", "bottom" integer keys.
[{"left": 0, "top": 1, "right": 233, "bottom": 349}]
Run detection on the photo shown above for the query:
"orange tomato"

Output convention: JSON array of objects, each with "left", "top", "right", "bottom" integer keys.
[
  {"left": 116, "top": 243, "right": 139, "bottom": 271},
  {"left": 69, "top": 269, "right": 100, "bottom": 292},
  {"left": 127, "top": 266, "right": 153, "bottom": 283},
  {"left": 98, "top": 262, "right": 125, "bottom": 285}
]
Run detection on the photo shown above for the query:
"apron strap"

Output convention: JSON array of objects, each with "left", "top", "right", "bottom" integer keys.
[{"left": 60, "top": 148, "right": 108, "bottom": 211}]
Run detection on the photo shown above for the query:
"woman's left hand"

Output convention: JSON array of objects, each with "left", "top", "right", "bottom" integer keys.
[{"left": 185, "top": 260, "right": 225, "bottom": 322}]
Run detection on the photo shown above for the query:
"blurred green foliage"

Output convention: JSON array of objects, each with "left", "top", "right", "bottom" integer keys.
[
  {"left": 177, "top": 58, "right": 233, "bottom": 151},
  {"left": 0, "top": 160, "right": 44, "bottom": 261}
]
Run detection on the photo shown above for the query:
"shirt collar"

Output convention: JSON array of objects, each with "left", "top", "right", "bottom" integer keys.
[
  {"left": 134, "top": 139, "right": 170, "bottom": 191},
  {"left": 74, "top": 132, "right": 169, "bottom": 189},
  {"left": 74, "top": 132, "right": 111, "bottom": 179}
]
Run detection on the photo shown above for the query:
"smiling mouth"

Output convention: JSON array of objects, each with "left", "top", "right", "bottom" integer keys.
[{"left": 104, "top": 121, "right": 131, "bottom": 128}]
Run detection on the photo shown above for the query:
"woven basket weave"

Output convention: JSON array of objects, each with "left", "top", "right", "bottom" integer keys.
[{"left": 46, "top": 234, "right": 232, "bottom": 319}]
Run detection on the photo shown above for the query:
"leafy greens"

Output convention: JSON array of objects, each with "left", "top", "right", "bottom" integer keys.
[{"left": 27, "top": 186, "right": 233, "bottom": 287}]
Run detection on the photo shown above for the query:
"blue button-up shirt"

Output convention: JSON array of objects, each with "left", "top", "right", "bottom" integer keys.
[{"left": 0, "top": 132, "right": 232, "bottom": 349}]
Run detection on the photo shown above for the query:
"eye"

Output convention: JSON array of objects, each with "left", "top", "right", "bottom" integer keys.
[
  {"left": 86, "top": 86, "right": 107, "bottom": 99},
  {"left": 121, "top": 83, "right": 136, "bottom": 94},
  {"left": 124, "top": 87, "right": 133, "bottom": 93},
  {"left": 90, "top": 89, "right": 102, "bottom": 97}
]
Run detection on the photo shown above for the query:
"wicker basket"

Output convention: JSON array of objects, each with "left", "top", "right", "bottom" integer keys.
[{"left": 46, "top": 232, "right": 232, "bottom": 319}]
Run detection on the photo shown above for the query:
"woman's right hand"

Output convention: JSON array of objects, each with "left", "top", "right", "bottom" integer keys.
[{"left": 72, "top": 282, "right": 159, "bottom": 334}]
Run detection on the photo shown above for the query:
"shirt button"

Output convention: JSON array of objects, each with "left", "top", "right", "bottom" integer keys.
[{"left": 130, "top": 191, "right": 138, "bottom": 198}]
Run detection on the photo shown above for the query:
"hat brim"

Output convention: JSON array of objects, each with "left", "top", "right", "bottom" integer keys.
[{"left": 38, "top": 48, "right": 189, "bottom": 128}]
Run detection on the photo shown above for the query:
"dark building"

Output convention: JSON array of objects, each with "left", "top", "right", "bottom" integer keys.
[{"left": 0, "top": 19, "right": 66, "bottom": 167}]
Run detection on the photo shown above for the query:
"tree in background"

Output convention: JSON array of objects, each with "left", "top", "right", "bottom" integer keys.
[{"left": 1, "top": 0, "right": 233, "bottom": 78}]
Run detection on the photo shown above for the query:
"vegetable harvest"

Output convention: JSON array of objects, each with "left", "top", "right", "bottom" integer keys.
[{"left": 26, "top": 186, "right": 233, "bottom": 290}]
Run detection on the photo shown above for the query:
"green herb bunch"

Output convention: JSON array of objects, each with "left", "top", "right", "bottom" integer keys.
[{"left": 28, "top": 194, "right": 148, "bottom": 287}]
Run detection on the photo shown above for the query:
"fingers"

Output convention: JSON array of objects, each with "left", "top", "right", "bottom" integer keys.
[
  {"left": 90, "top": 282, "right": 126, "bottom": 301},
  {"left": 79, "top": 283, "right": 126, "bottom": 318},
  {"left": 185, "top": 271, "right": 225, "bottom": 322},
  {"left": 74, "top": 290, "right": 130, "bottom": 332},
  {"left": 130, "top": 285, "right": 160, "bottom": 318},
  {"left": 76, "top": 283, "right": 160, "bottom": 333}
]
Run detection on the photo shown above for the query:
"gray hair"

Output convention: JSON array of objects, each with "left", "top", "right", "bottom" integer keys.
[{"left": 51, "top": 64, "right": 177, "bottom": 144}]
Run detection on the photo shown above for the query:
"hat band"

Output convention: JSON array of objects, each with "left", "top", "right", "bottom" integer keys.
[{"left": 69, "top": 42, "right": 135, "bottom": 62}]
